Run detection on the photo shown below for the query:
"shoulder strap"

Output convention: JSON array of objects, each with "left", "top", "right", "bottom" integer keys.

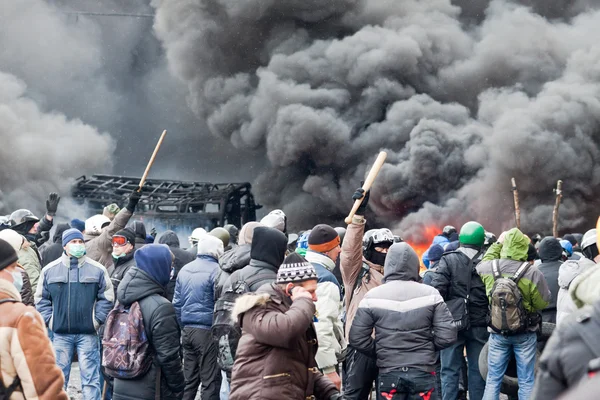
[
  {"left": 511, "top": 262, "right": 531, "bottom": 284},
  {"left": 491, "top": 260, "right": 502, "bottom": 281},
  {"left": 233, "top": 270, "right": 274, "bottom": 294},
  {"left": 466, "top": 250, "right": 483, "bottom": 299}
]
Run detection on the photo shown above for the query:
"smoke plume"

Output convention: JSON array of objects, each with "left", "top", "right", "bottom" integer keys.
[{"left": 153, "top": 0, "right": 600, "bottom": 238}]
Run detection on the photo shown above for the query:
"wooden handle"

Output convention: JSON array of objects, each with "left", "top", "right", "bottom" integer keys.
[
  {"left": 345, "top": 151, "right": 387, "bottom": 224},
  {"left": 138, "top": 130, "right": 167, "bottom": 190},
  {"left": 596, "top": 216, "right": 600, "bottom": 250}
]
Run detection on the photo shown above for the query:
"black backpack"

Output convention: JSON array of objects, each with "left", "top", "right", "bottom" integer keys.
[
  {"left": 211, "top": 272, "right": 273, "bottom": 372},
  {"left": 0, "top": 298, "right": 23, "bottom": 398}
]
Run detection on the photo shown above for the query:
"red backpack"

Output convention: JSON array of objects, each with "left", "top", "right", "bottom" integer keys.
[{"left": 102, "top": 302, "right": 153, "bottom": 379}]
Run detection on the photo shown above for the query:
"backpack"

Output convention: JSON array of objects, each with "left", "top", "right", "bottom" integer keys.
[
  {"left": 102, "top": 302, "right": 153, "bottom": 379},
  {"left": 0, "top": 298, "right": 22, "bottom": 398},
  {"left": 488, "top": 260, "right": 531, "bottom": 335},
  {"left": 211, "top": 271, "right": 273, "bottom": 372}
]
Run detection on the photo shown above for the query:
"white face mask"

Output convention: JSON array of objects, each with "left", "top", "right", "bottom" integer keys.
[{"left": 11, "top": 270, "right": 23, "bottom": 292}]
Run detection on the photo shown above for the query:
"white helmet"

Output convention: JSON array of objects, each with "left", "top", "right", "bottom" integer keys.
[
  {"left": 189, "top": 228, "right": 207, "bottom": 245},
  {"left": 85, "top": 215, "right": 111, "bottom": 235},
  {"left": 581, "top": 229, "right": 597, "bottom": 250},
  {"left": 0, "top": 229, "right": 25, "bottom": 252},
  {"left": 260, "top": 209, "right": 287, "bottom": 232}
]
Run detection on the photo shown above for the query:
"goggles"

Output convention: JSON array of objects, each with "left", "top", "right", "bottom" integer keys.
[{"left": 112, "top": 235, "right": 129, "bottom": 247}]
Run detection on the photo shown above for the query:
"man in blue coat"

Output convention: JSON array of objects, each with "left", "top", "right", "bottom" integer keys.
[{"left": 173, "top": 234, "right": 224, "bottom": 400}]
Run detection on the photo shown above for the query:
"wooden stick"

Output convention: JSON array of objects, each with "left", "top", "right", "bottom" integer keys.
[
  {"left": 552, "top": 180, "right": 563, "bottom": 237},
  {"left": 596, "top": 216, "right": 600, "bottom": 250},
  {"left": 511, "top": 177, "right": 521, "bottom": 230},
  {"left": 138, "top": 130, "right": 167, "bottom": 190},
  {"left": 345, "top": 151, "right": 387, "bottom": 224}
]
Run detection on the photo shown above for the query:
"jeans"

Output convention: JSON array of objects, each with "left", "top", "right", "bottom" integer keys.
[
  {"left": 482, "top": 332, "right": 537, "bottom": 400},
  {"left": 378, "top": 368, "right": 439, "bottom": 400},
  {"left": 342, "top": 346, "right": 379, "bottom": 400},
  {"left": 220, "top": 371, "right": 230, "bottom": 400},
  {"left": 441, "top": 326, "right": 489, "bottom": 400},
  {"left": 53, "top": 333, "right": 101, "bottom": 400},
  {"left": 182, "top": 327, "right": 222, "bottom": 400}
]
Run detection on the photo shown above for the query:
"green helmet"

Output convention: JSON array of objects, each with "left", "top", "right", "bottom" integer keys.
[
  {"left": 210, "top": 227, "right": 230, "bottom": 248},
  {"left": 459, "top": 221, "right": 485, "bottom": 247}
]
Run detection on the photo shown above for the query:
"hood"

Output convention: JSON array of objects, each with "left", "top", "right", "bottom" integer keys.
[
  {"left": 238, "top": 221, "right": 262, "bottom": 245},
  {"left": 117, "top": 267, "right": 166, "bottom": 306},
  {"left": 219, "top": 244, "right": 251, "bottom": 273},
  {"left": 500, "top": 228, "right": 529, "bottom": 261},
  {"left": 128, "top": 221, "right": 147, "bottom": 241},
  {"left": 53, "top": 223, "right": 71, "bottom": 244},
  {"left": 432, "top": 235, "right": 449, "bottom": 246},
  {"left": 197, "top": 235, "right": 224, "bottom": 259},
  {"left": 539, "top": 237, "right": 563, "bottom": 262},
  {"left": 134, "top": 244, "right": 172, "bottom": 288},
  {"left": 383, "top": 242, "right": 420, "bottom": 283},
  {"left": 158, "top": 230, "right": 180, "bottom": 248},
  {"left": 250, "top": 226, "right": 288, "bottom": 269},
  {"left": 558, "top": 258, "right": 595, "bottom": 289}
]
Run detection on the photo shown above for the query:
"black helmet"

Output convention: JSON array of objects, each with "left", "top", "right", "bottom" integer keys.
[
  {"left": 9, "top": 209, "right": 39, "bottom": 234},
  {"left": 362, "top": 228, "right": 394, "bottom": 259},
  {"left": 443, "top": 225, "right": 457, "bottom": 237}
]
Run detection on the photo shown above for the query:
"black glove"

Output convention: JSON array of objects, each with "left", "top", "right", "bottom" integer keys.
[
  {"left": 46, "top": 193, "right": 61, "bottom": 216},
  {"left": 150, "top": 227, "right": 157, "bottom": 238},
  {"left": 352, "top": 187, "right": 370, "bottom": 216},
  {"left": 126, "top": 187, "right": 142, "bottom": 212}
]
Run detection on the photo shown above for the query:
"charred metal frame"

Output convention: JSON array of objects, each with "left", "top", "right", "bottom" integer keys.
[{"left": 72, "top": 175, "right": 261, "bottom": 230}]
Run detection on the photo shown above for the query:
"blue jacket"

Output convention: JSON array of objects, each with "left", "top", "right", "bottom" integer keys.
[
  {"left": 35, "top": 253, "right": 114, "bottom": 334},
  {"left": 173, "top": 255, "right": 219, "bottom": 329}
]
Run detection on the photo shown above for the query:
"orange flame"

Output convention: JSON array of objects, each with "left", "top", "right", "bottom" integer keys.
[{"left": 404, "top": 225, "right": 441, "bottom": 271}]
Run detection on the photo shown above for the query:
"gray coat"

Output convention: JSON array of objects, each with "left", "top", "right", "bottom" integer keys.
[
  {"left": 349, "top": 242, "right": 457, "bottom": 373},
  {"left": 533, "top": 300, "right": 600, "bottom": 400}
]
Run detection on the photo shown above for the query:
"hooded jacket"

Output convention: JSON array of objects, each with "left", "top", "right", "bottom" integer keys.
[
  {"left": 35, "top": 254, "right": 114, "bottom": 334},
  {"left": 340, "top": 215, "right": 384, "bottom": 342},
  {"left": 158, "top": 231, "right": 195, "bottom": 301},
  {"left": 557, "top": 257, "right": 595, "bottom": 325},
  {"left": 349, "top": 243, "right": 457, "bottom": 373},
  {"left": 173, "top": 235, "right": 222, "bottom": 329},
  {"left": 215, "top": 244, "right": 251, "bottom": 300},
  {"left": 109, "top": 251, "right": 136, "bottom": 299},
  {"left": 84, "top": 208, "right": 133, "bottom": 272},
  {"left": 225, "top": 227, "right": 287, "bottom": 294},
  {"left": 129, "top": 221, "right": 147, "bottom": 250},
  {"left": 229, "top": 283, "right": 338, "bottom": 400},
  {"left": 40, "top": 223, "right": 71, "bottom": 267},
  {"left": 476, "top": 229, "right": 551, "bottom": 331},
  {"left": 112, "top": 266, "right": 185, "bottom": 400},
  {"left": 18, "top": 242, "right": 43, "bottom": 291},
  {"left": 532, "top": 299, "right": 600, "bottom": 400},
  {"left": 304, "top": 249, "right": 345, "bottom": 373},
  {"left": 428, "top": 245, "right": 488, "bottom": 328},
  {"left": 0, "top": 279, "right": 68, "bottom": 400},
  {"left": 537, "top": 237, "right": 564, "bottom": 323}
]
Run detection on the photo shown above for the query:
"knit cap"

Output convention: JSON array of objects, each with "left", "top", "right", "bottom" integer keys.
[
  {"left": 70, "top": 219, "right": 86, "bottom": 232},
  {"left": 308, "top": 224, "right": 340, "bottom": 253},
  {"left": 276, "top": 253, "right": 318, "bottom": 284},
  {"left": 113, "top": 229, "right": 136, "bottom": 246},
  {"left": 0, "top": 239, "right": 18, "bottom": 270},
  {"left": 428, "top": 244, "right": 444, "bottom": 262},
  {"left": 62, "top": 228, "right": 84, "bottom": 247}
]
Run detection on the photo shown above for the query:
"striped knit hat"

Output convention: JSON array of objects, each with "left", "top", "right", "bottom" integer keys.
[{"left": 276, "top": 253, "right": 318, "bottom": 284}]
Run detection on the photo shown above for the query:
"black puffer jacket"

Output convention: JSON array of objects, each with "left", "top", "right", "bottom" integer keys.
[
  {"left": 428, "top": 246, "right": 488, "bottom": 327},
  {"left": 113, "top": 267, "right": 184, "bottom": 400},
  {"left": 349, "top": 243, "right": 457, "bottom": 373},
  {"left": 532, "top": 300, "right": 600, "bottom": 400},
  {"left": 225, "top": 227, "right": 287, "bottom": 293},
  {"left": 40, "top": 223, "right": 71, "bottom": 267},
  {"left": 537, "top": 237, "right": 563, "bottom": 324},
  {"left": 158, "top": 231, "right": 195, "bottom": 301},
  {"left": 215, "top": 244, "right": 251, "bottom": 300},
  {"left": 110, "top": 252, "right": 136, "bottom": 299}
]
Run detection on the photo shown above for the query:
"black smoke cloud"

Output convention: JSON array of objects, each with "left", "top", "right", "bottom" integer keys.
[
  {"left": 0, "top": 0, "right": 261, "bottom": 218},
  {"left": 153, "top": 0, "right": 600, "bottom": 239}
]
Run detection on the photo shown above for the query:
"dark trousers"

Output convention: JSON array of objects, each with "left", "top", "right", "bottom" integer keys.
[
  {"left": 379, "top": 368, "right": 439, "bottom": 400},
  {"left": 440, "top": 326, "right": 489, "bottom": 400},
  {"left": 342, "top": 346, "right": 379, "bottom": 400},
  {"left": 182, "top": 327, "right": 222, "bottom": 400}
]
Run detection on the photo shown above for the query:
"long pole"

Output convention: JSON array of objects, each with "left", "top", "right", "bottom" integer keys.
[
  {"left": 344, "top": 152, "right": 387, "bottom": 224},
  {"left": 553, "top": 180, "right": 563, "bottom": 237},
  {"left": 138, "top": 130, "right": 167, "bottom": 191},
  {"left": 511, "top": 177, "right": 521, "bottom": 230}
]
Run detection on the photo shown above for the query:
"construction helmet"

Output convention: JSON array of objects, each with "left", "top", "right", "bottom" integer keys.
[
  {"left": 581, "top": 229, "right": 597, "bottom": 250},
  {"left": 210, "top": 227, "right": 230, "bottom": 248},
  {"left": 85, "top": 215, "right": 111, "bottom": 235},
  {"left": 459, "top": 221, "right": 485, "bottom": 247},
  {"left": 189, "top": 228, "right": 207, "bottom": 245}
]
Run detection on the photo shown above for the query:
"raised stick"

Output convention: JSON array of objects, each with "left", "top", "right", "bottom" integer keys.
[
  {"left": 138, "top": 130, "right": 167, "bottom": 190},
  {"left": 552, "top": 180, "right": 563, "bottom": 237},
  {"left": 511, "top": 177, "right": 521, "bottom": 230},
  {"left": 345, "top": 151, "right": 387, "bottom": 224}
]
